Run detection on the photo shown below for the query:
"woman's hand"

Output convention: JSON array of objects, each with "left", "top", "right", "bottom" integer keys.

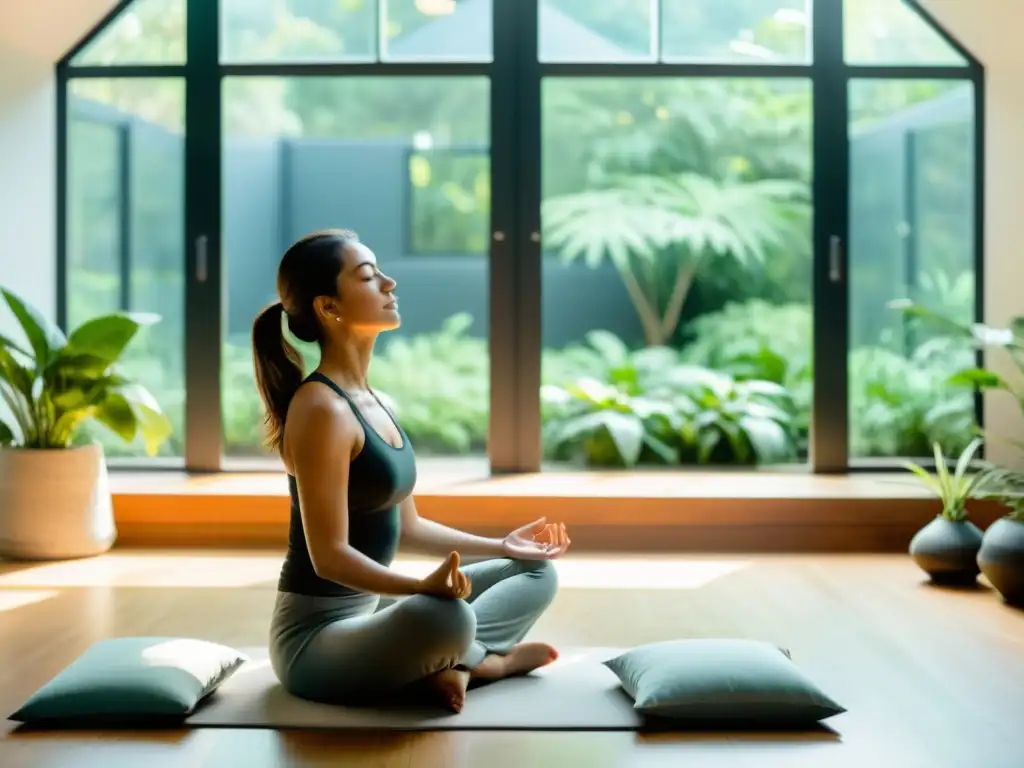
[
  {"left": 416, "top": 551, "right": 472, "bottom": 599},
  {"left": 502, "top": 517, "right": 571, "bottom": 560}
]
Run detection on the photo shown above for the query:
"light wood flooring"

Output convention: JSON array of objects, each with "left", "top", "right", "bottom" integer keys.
[{"left": 0, "top": 551, "right": 1022, "bottom": 767}]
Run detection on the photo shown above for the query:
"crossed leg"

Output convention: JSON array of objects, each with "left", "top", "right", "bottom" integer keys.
[
  {"left": 275, "top": 557, "right": 558, "bottom": 708},
  {"left": 423, "top": 557, "right": 560, "bottom": 711}
]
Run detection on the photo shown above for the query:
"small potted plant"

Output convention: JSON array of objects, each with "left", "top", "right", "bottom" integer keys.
[
  {"left": 892, "top": 300, "right": 1024, "bottom": 595},
  {"left": 0, "top": 287, "right": 172, "bottom": 560},
  {"left": 906, "top": 437, "right": 995, "bottom": 585},
  {"left": 977, "top": 467, "right": 1024, "bottom": 606}
]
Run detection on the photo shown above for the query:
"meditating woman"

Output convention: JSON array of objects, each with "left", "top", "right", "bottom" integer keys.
[{"left": 252, "top": 229, "right": 571, "bottom": 712}]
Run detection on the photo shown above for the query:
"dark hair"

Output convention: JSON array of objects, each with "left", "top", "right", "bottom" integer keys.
[{"left": 252, "top": 229, "right": 359, "bottom": 451}]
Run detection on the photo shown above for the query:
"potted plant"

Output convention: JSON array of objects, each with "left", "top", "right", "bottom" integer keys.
[
  {"left": 905, "top": 437, "right": 995, "bottom": 585},
  {"left": 977, "top": 468, "right": 1024, "bottom": 606},
  {"left": 0, "top": 287, "right": 172, "bottom": 560}
]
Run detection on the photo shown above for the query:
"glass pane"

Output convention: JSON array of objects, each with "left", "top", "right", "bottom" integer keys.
[
  {"left": 222, "top": 76, "right": 490, "bottom": 472},
  {"left": 844, "top": 0, "right": 967, "bottom": 66},
  {"left": 848, "top": 80, "right": 976, "bottom": 460},
  {"left": 661, "top": 0, "right": 810, "bottom": 63},
  {"left": 540, "top": 78, "right": 814, "bottom": 469},
  {"left": 220, "top": 0, "right": 376, "bottom": 64},
  {"left": 383, "top": 0, "right": 492, "bottom": 61},
  {"left": 539, "top": 0, "right": 656, "bottom": 62},
  {"left": 71, "top": 0, "right": 185, "bottom": 66},
  {"left": 66, "top": 119, "right": 121, "bottom": 325},
  {"left": 409, "top": 150, "right": 490, "bottom": 253},
  {"left": 66, "top": 79, "right": 186, "bottom": 461}
]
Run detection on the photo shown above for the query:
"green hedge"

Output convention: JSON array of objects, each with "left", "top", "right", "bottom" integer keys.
[{"left": 83, "top": 301, "right": 976, "bottom": 466}]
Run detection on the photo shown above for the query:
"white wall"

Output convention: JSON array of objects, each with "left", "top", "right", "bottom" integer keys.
[
  {"left": 0, "top": 1, "right": 116, "bottom": 341},
  {"left": 0, "top": 0, "right": 1020, "bottom": 468},
  {"left": 922, "top": 0, "right": 1024, "bottom": 468}
]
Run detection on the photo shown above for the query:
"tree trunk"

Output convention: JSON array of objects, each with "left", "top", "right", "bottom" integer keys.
[
  {"left": 616, "top": 263, "right": 666, "bottom": 345},
  {"left": 659, "top": 259, "right": 699, "bottom": 344}
]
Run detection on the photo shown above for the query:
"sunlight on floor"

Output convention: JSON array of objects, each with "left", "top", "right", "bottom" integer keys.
[
  {"left": 0, "top": 553, "right": 283, "bottom": 589},
  {"left": 0, "top": 589, "right": 59, "bottom": 612},
  {"left": 553, "top": 558, "right": 751, "bottom": 589},
  {"left": 390, "top": 556, "right": 751, "bottom": 590},
  {"left": 0, "top": 552, "right": 750, "bottom": 591}
]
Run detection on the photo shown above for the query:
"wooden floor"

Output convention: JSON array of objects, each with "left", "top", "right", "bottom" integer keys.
[{"left": 1, "top": 551, "right": 1023, "bottom": 767}]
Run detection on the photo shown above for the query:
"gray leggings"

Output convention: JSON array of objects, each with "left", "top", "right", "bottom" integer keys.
[{"left": 269, "top": 557, "right": 558, "bottom": 705}]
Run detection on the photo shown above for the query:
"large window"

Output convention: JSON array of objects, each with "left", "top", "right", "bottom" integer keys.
[
  {"left": 221, "top": 76, "right": 491, "bottom": 463},
  {"left": 57, "top": 0, "right": 984, "bottom": 475},
  {"left": 65, "top": 77, "right": 186, "bottom": 461},
  {"left": 848, "top": 79, "right": 977, "bottom": 461},
  {"left": 540, "top": 78, "right": 813, "bottom": 468}
]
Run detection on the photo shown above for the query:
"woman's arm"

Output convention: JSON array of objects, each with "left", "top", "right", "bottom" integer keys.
[
  {"left": 288, "top": 389, "right": 423, "bottom": 595},
  {"left": 398, "top": 495, "right": 506, "bottom": 557}
]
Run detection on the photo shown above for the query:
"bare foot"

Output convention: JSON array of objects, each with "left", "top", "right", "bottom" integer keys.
[
  {"left": 473, "top": 642, "right": 559, "bottom": 681},
  {"left": 424, "top": 667, "right": 470, "bottom": 712}
]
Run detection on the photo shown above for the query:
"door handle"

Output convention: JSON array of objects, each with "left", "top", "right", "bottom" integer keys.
[
  {"left": 195, "top": 235, "right": 208, "bottom": 283},
  {"left": 828, "top": 235, "right": 843, "bottom": 283}
]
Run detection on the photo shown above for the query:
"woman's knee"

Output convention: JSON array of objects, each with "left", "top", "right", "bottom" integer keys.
[
  {"left": 525, "top": 558, "right": 559, "bottom": 604},
  {"left": 391, "top": 594, "right": 477, "bottom": 652}
]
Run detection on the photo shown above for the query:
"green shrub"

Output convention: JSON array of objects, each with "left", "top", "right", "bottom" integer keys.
[
  {"left": 222, "top": 313, "right": 489, "bottom": 456},
  {"left": 92, "top": 303, "right": 981, "bottom": 466},
  {"left": 849, "top": 343, "right": 975, "bottom": 458},
  {"left": 680, "top": 300, "right": 813, "bottom": 451},
  {"left": 541, "top": 330, "right": 799, "bottom": 467},
  {"left": 680, "top": 299, "right": 977, "bottom": 460},
  {"left": 222, "top": 337, "right": 268, "bottom": 452}
]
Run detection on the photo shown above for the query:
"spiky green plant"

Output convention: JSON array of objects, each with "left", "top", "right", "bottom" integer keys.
[
  {"left": 903, "top": 437, "right": 995, "bottom": 521},
  {"left": 977, "top": 465, "right": 1024, "bottom": 522}
]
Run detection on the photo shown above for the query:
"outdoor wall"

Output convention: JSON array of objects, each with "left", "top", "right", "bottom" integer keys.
[{"left": 231, "top": 139, "right": 638, "bottom": 346}]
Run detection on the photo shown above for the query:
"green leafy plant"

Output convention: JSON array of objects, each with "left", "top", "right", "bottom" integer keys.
[
  {"left": 680, "top": 300, "right": 813, "bottom": 450},
  {"left": 678, "top": 299, "right": 977, "bottom": 460},
  {"left": 651, "top": 365, "right": 798, "bottom": 465},
  {"left": 541, "top": 378, "right": 678, "bottom": 468},
  {"left": 540, "top": 330, "right": 798, "bottom": 467},
  {"left": 895, "top": 301, "right": 1024, "bottom": 454},
  {"left": 903, "top": 438, "right": 995, "bottom": 521},
  {"left": 849, "top": 344, "right": 977, "bottom": 458},
  {"left": 979, "top": 467, "right": 1024, "bottom": 521},
  {"left": 0, "top": 287, "right": 172, "bottom": 454}
]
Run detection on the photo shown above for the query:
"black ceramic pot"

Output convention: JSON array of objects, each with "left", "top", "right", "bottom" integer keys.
[
  {"left": 909, "top": 516, "right": 983, "bottom": 585},
  {"left": 977, "top": 518, "right": 1024, "bottom": 606}
]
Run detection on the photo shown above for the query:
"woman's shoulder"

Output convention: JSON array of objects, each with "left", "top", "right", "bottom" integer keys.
[{"left": 286, "top": 382, "right": 360, "bottom": 439}]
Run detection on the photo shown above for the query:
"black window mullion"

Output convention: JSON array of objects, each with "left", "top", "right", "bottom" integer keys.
[
  {"left": 183, "top": 0, "right": 224, "bottom": 472},
  {"left": 488, "top": 0, "right": 522, "bottom": 473},
  {"left": 513, "top": 0, "right": 543, "bottom": 473},
  {"left": 809, "top": 0, "right": 850, "bottom": 473}
]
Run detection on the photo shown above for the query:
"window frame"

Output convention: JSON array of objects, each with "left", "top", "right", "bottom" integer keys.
[{"left": 55, "top": 0, "right": 986, "bottom": 475}]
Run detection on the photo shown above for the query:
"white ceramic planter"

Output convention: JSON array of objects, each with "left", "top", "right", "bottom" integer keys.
[{"left": 0, "top": 443, "right": 116, "bottom": 560}]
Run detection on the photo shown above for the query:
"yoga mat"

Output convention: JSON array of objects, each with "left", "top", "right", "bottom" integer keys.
[{"left": 187, "top": 646, "right": 644, "bottom": 731}]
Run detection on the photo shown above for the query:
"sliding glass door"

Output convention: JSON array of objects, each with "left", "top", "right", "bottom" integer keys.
[{"left": 56, "top": 0, "right": 984, "bottom": 476}]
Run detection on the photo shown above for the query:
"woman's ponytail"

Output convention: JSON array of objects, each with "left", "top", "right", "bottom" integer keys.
[{"left": 252, "top": 302, "right": 304, "bottom": 452}]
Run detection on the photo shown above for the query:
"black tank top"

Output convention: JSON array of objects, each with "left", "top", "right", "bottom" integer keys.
[{"left": 277, "top": 372, "right": 417, "bottom": 597}]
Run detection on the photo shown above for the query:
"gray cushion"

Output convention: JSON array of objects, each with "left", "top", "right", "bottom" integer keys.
[
  {"left": 9, "top": 637, "right": 248, "bottom": 723},
  {"left": 603, "top": 639, "right": 845, "bottom": 723}
]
